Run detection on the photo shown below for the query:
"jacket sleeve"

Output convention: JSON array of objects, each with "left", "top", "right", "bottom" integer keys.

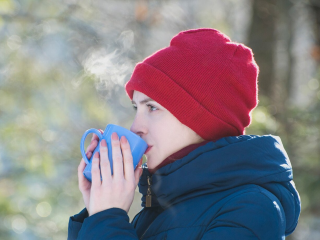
[
  {"left": 68, "top": 208, "right": 89, "bottom": 240},
  {"left": 201, "top": 189, "right": 286, "bottom": 240},
  {"left": 75, "top": 208, "right": 138, "bottom": 240}
]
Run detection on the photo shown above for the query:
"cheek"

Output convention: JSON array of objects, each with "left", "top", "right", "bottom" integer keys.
[
  {"left": 150, "top": 123, "right": 176, "bottom": 152},
  {"left": 156, "top": 123, "right": 186, "bottom": 152},
  {"left": 153, "top": 121, "right": 177, "bottom": 139},
  {"left": 148, "top": 113, "right": 189, "bottom": 154}
]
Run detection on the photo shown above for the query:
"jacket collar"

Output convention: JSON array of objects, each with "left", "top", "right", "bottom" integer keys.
[{"left": 138, "top": 135, "right": 295, "bottom": 209}]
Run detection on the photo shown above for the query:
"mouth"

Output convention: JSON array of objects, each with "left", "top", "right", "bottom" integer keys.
[{"left": 145, "top": 145, "right": 153, "bottom": 154}]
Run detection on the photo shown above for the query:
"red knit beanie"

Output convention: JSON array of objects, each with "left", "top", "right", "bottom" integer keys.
[{"left": 125, "top": 28, "right": 259, "bottom": 141}]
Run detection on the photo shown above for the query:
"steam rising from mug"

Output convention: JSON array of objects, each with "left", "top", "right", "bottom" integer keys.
[{"left": 82, "top": 30, "right": 134, "bottom": 99}]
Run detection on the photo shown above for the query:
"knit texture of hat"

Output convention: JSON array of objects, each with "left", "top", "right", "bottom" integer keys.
[{"left": 125, "top": 28, "right": 259, "bottom": 141}]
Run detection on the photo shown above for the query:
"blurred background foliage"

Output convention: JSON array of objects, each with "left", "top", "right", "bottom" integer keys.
[{"left": 0, "top": 0, "right": 319, "bottom": 239}]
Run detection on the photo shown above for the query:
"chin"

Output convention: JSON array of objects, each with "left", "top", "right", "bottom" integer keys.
[{"left": 145, "top": 155, "right": 155, "bottom": 168}]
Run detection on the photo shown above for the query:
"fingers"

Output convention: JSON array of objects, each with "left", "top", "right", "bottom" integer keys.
[
  {"left": 86, "top": 151, "right": 92, "bottom": 159},
  {"left": 120, "top": 136, "right": 134, "bottom": 181},
  {"left": 92, "top": 132, "right": 100, "bottom": 141},
  {"left": 86, "top": 134, "right": 99, "bottom": 156},
  {"left": 111, "top": 132, "right": 124, "bottom": 180},
  {"left": 78, "top": 158, "right": 86, "bottom": 172},
  {"left": 78, "top": 158, "right": 89, "bottom": 190},
  {"left": 91, "top": 152, "right": 102, "bottom": 187},
  {"left": 100, "top": 139, "right": 112, "bottom": 183},
  {"left": 134, "top": 158, "right": 143, "bottom": 186}
]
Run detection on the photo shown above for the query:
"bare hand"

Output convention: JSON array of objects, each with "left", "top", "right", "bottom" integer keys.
[
  {"left": 78, "top": 130, "right": 103, "bottom": 211},
  {"left": 78, "top": 131, "right": 143, "bottom": 216}
]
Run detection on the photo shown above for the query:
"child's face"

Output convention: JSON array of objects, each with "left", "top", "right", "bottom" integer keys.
[{"left": 130, "top": 90, "right": 204, "bottom": 170}]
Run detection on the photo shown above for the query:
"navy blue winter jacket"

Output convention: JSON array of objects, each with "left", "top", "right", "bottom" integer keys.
[{"left": 68, "top": 134, "right": 301, "bottom": 239}]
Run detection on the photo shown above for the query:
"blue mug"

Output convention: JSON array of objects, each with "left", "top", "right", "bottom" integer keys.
[{"left": 80, "top": 124, "right": 148, "bottom": 182}]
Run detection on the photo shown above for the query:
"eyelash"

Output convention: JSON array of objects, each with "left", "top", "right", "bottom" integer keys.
[{"left": 132, "top": 104, "right": 158, "bottom": 112}]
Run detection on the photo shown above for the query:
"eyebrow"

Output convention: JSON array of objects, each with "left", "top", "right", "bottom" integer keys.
[{"left": 131, "top": 97, "right": 154, "bottom": 105}]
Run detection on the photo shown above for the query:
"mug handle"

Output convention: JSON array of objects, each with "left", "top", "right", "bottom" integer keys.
[{"left": 80, "top": 128, "right": 103, "bottom": 165}]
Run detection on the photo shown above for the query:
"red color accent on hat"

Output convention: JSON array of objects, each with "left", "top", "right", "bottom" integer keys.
[{"left": 125, "top": 28, "right": 259, "bottom": 141}]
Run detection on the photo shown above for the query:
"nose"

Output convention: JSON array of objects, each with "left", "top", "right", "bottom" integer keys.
[{"left": 130, "top": 112, "right": 147, "bottom": 137}]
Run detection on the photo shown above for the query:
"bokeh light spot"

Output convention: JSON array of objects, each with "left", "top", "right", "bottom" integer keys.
[
  {"left": 254, "top": 109, "right": 266, "bottom": 123},
  {"left": 36, "top": 202, "right": 52, "bottom": 217},
  {"left": 308, "top": 78, "right": 319, "bottom": 90},
  {"left": 7, "top": 35, "right": 22, "bottom": 50},
  {"left": 42, "top": 130, "right": 57, "bottom": 142},
  {"left": 11, "top": 215, "right": 27, "bottom": 234}
]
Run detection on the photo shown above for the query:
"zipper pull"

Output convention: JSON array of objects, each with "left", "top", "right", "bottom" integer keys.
[{"left": 146, "top": 176, "right": 152, "bottom": 207}]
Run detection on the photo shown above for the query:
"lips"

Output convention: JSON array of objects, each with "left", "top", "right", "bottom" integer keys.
[{"left": 145, "top": 146, "right": 152, "bottom": 154}]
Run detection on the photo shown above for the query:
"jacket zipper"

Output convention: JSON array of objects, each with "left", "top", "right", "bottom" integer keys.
[
  {"left": 140, "top": 175, "right": 152, "bottom": 239},
  {"left": 146, "top": 175, "right": 152, "bottom": 207}
]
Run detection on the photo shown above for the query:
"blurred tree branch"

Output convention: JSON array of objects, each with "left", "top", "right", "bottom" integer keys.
[
  {"left": 309, "top": 0, "right": 320, "bottom": 61},
  {"left": 247, "top": 0, "right": 277, "bottom": 97}
]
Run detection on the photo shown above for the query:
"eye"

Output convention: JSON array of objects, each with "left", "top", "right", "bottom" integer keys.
[
  {"left": 147, "top": 104, "right": 158, "bottom": 112},
  {"left": 132, "top": 104, "right": 158, "bottom": 112}
]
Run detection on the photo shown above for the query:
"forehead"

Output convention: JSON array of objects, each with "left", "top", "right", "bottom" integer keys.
[
  {"left": 131, "top": 90, "right": 167, "bottom": 111},
  {"left": 132, "top": 90, "right": 149, "bottom": 100},
  {"left": 131, "top": 91, "right": 155, "bottom": 104}
]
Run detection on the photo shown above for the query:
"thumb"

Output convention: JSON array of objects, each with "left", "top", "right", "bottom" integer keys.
[{"left": 134, "top": 158, "right": 144, "bottom": 186}]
